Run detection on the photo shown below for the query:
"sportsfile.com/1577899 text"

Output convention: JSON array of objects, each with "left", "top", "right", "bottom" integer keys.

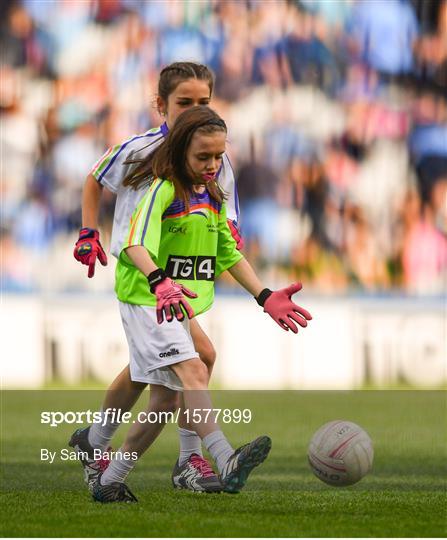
[{"left": 40, "top": 408, "right": 253, "bottom": 428}]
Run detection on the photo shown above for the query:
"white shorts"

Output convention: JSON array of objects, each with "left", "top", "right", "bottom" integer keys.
[{"left": 119, "top": 302, "right": 199, "bottom": 391}]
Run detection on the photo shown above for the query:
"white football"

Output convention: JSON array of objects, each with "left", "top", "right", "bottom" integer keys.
[{"left": 308, "top": 420, "right": 373, "bottom": 486}]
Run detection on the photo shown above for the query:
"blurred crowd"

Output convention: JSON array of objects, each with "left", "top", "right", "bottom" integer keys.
[{"left": 1, "top": 0, "right": 446, "bottom": 295}]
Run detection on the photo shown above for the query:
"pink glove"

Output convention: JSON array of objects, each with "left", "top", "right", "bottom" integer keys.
[
  {"left": 227, "top": 219, "right": 244, "bottom": 250},
  {"left": 74, "top": 228, "right": 108, "bottom": 278},
  {"left": 148, "top": 270, "right": 198, "bottom": 324},
  {"left": 256, "top": 283, "right": 312, "bottom": 334}
]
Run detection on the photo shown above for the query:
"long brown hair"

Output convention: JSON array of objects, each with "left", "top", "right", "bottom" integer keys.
[{"left": 124, "top": 106, "right": 227, "bottom": 208}]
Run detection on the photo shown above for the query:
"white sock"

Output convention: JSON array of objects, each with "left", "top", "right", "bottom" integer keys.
[
  {"left": 88, "top": 409, "right": 121, "bottom": 451},
  {"left": 100, "top": 449, "right": 137, "bottom": 485},
  {"left": 203, "top": 430, "right": 234, "bottom": 475},
  {"left": 178, "top": 428, "right": 202, "bottom": 466}
]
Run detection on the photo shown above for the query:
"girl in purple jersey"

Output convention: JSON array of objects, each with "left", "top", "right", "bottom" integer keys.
[{"left": 70, "top": 63, "right": 244, "bottom": 494}]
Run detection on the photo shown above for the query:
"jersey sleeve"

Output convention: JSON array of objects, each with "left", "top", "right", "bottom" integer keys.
[
  {"left": 121, "top": 179, "right": 174, "bottom": 260},
  {"left": 217, "top": 154, "right": 240, "bottom": 224},
  {"left": 90, "top": 131, "right": 164, "bottom": 193},
  {"left": 215, "top": 202, "right": 243, "bottom": 277},
  {"left": 90, "top": 142, "right": 134, "bottom": 194}
]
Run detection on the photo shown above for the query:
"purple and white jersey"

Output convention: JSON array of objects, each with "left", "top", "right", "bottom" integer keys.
[{"left": 90, "top": 123, "right": 240, "bottom": 259}]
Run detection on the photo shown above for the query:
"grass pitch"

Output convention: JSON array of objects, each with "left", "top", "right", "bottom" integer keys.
[{"left": 1, "top": 389, "right": 446, "bottom": 537}]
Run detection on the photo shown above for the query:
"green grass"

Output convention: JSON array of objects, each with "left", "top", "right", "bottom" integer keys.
[{"left": 1, "top": 390, "right": 446, "bottom": 537}]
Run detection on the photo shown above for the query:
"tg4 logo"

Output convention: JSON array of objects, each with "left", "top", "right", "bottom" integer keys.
[{"left": 165, "top": 255, "right": 216, "bottom": 281}]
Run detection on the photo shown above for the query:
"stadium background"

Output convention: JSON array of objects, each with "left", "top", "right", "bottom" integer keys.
[{"left": 1, "top": 0, "right": 446, "bottom": 389}]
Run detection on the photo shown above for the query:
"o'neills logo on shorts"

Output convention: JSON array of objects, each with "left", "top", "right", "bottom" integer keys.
[{"left": 159, "top": 348, "right": 180, "bottom": 358}]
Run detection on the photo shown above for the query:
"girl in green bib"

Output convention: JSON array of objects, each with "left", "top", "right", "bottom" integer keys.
[{"left": 90, "top": 106, "right": 312, "bottom": 502}]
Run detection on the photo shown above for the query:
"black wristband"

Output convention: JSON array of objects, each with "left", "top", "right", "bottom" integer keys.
[
  {"left": 147, "top": 268, "right": 168, "bottom": 293},
  {"left": 255, "top": 288, "right": 272, "bottom": 307}
]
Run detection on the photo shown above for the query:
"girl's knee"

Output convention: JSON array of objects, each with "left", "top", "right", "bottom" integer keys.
[
  {"left": 199, "top": 343, "right": 216, "bottom": 372},
  {"left": 149, "top": 386, "right": 178, "bottom": 414}
]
